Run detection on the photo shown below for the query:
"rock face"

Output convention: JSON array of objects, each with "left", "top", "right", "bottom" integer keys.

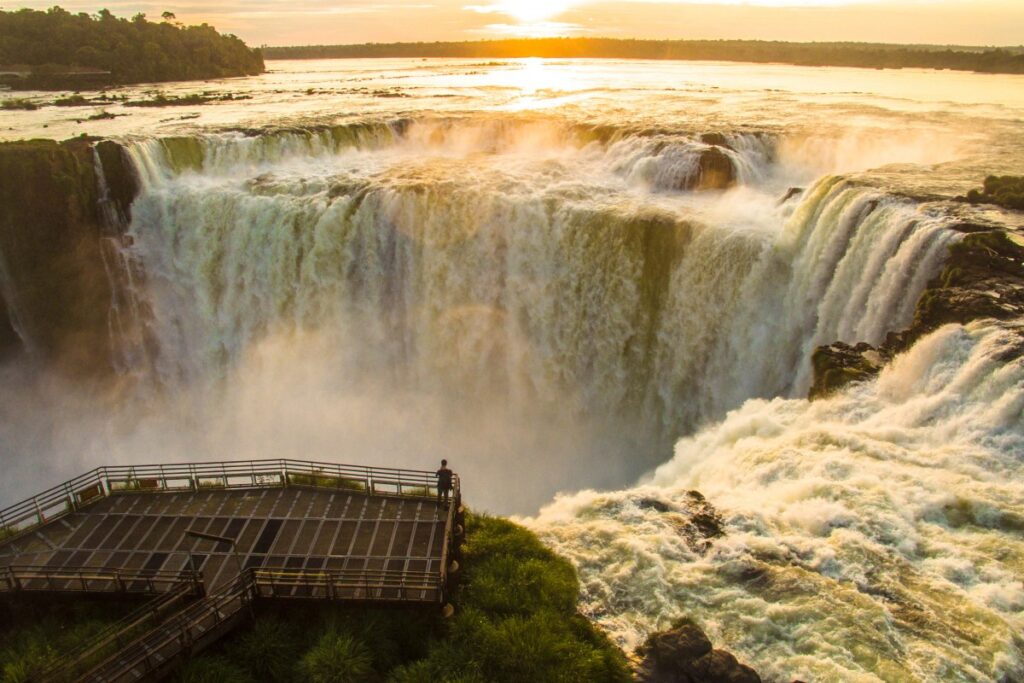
[
  {"left": 809, "top": 342, "right": 893, "bottom": 399},
  {"left": 695, "top": 147, "right": 736, "bottom": 191},
  {"left": 809, "top": 226, "right": 1024, "bottom": 398},
  {"left": 0, "top": 137, "right": 138, "bottom": 373},
  {"left": 635, "top": 619, "right": 761, "bottom": 683}
]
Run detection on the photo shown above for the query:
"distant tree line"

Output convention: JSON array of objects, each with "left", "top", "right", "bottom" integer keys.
[
  {"left": 0, "top": 7, "right": 264, "bottom": 88},
  {"left": 263, "top": 38, "right": 1024, "bottom": 75}
]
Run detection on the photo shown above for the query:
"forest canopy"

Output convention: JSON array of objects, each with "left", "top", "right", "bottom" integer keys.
[
  {"left": 0, "top": 7, "right": 264, "bottom": 88},
  {"left": 264, "top": 38, "right": 1024, "bottom": 75}
]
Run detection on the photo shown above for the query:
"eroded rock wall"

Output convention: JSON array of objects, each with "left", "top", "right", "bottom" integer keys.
[{"left": 0, "top": 137, "right": 137, "bottom": 374}]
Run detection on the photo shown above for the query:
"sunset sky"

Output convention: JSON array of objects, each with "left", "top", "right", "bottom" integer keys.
[{"left": 8, "top": 0, "right": 1024, "bottom": 47}]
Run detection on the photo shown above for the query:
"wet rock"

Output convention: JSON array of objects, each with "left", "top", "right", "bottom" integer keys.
[
  {"left": 809, "top": 341, "right": 893, "bottom": 399},
  {"left": 0, "top": 293, "right": 19, "bottom": 356},
  {"left": 94, "top": 140, "right": 140, "bottom": 222},
  {"left": 695, "top": 147, "right": 736, "bottom": 190},
  {"left": 810, "top": 227, "right": 1024, "bottom": 398},
  {"left": 779, "top": 187, "right": 804, "bottom": 205},
  {"left": 635, "top": 491, "right": 725, "bottom": 554},
  {"left": 635, "top": 619, "right": 762, "bottom": 683},
  {"left": 911, "top": 229, "right": 1024, "bottom": 333},
  {"left": 637, "top": 498, "right": 674, "bottom": 513},
  {"left": 0, "top": 137, "right": 138, "bottom": 374},
  {"left": 700, "top": 132, "right": 733, "bottom": 149}
]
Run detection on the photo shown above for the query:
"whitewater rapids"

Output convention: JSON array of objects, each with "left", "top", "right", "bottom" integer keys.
[{"left": 530, "top": 320, "right": 1024, "bottom": 681}]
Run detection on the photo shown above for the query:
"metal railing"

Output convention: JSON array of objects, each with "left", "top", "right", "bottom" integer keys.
[
  {"left": 0, "top": 566, "right": 203, "bottom": 595},
  {"left": 79, "top": 573, "right": 253, "bottom": 682},
  {"left": 74, "top": 564, "right": 450, "bottom": 683},
  {"left": 0, "top": 458, "right": 460, "bottom": 545},
  {"left": 250, "top": 567, "right": 443, "bottom": 602},
  {"left": 40, "top": 581, "right": 199, "bottom": 683}
]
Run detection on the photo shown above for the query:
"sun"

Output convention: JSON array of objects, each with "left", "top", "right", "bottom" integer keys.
[{"left": 486, "top": 0, "right": 577, "bottom": 23}]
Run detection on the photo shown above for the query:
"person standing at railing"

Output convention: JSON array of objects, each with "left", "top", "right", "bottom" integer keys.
[{"left": 436, "top": 460, "right": 454, "bottom": 508}]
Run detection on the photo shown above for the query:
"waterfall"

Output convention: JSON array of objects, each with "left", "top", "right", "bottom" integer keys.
[
  {"left": 93, "top": 146, "right": 153, "bottom": 377},
  {"left": 116, "top": 121, "right": 957, "bottom": 446}
]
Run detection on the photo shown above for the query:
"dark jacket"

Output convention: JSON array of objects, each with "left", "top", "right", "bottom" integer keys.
[{"left": 436, "top": 467, "right": 453, "bottom": 490}]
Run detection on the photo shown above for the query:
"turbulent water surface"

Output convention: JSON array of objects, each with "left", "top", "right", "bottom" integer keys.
[{"left": 2, "top": 59, "right": 1024, "bottom": 682}]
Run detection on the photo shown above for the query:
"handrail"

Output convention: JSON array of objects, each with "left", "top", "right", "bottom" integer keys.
[
  {"left": 80, "top": 573, "right": 253, "bottom": 682},
  {"left": 39, "top": 581, "right": 198, "bottom": 682},
  {"left": 79, "top": 564, "right": 450, "bottom": 682},
  {"left": 0, "top": 565, "right": 203, "bottom": 595},
  {"left": 0, "top": 458, "right": 458, "bottom": 546}
]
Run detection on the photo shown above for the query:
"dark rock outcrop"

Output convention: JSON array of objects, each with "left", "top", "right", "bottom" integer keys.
[
  {"left": 809, "top": 227, "right": 1024, "bottom": 398},
  {"left": 809, "top": 341, "right": 893, "bottom": 399},
  {"left": 700, "top": 133, "right": 733, "bottom": 150},
  {"left": 0, "top": 137, "right": 138, "bottom": 373},
  {"left": 635, "top": 619, "right": 761, "bottom": 683},
  {"left": 695, "top": 147, "right": 736, "bottom": 190},
  {"left": 634, "top": 491, "right": 725, "bottom": 554}
]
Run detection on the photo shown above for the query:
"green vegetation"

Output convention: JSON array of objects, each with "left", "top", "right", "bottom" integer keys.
[
  {"left": 52, "top": 95, "right": 92, "bottom": 107},
  {"left": 0, "top": 7, "right": 264, "bottom": 90},
  {"left": 0, "top": 99, "right": 38, "bottom": 111},
  {"left": 0, "top": 515, "right": 630, "bottom": 682},
  {"left": 965, "top": 176, "right": 1024, "bottom": 211},
  {"left": 123, "top": 92, "right": 252, "bottom": 107},
  {"left": 0, "top": 601, "right": 136, "bottom": 682},
  {"left": 263, "top": 38, "right": 1024, "bottom": 74},
  {"left": 287, "top": 471, "right": 368, "bottom": 492}
]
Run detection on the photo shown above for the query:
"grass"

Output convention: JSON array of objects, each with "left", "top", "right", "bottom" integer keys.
[
  {"left": 287, "top": 471, "right": 367, "bottom": 492},
  {"left": 176, "top": 514, "right": 631, "bottom": 682},
  {"left": 0, "top": 515, "right": 630, "bottom": 683}
]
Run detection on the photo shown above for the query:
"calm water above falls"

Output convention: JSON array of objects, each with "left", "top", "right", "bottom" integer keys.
[{"left": 2, "top": 59, "right": 1024, "bottom": 681}]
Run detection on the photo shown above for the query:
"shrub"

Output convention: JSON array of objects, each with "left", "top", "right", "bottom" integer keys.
[
  {"left": 228, "top": 617, "right": 303, "bottom": 682},
  {"left": 0, "top": 99, "right": 38, "bottom": 111},
  {"left": 300, "top": 632, "right": 374, "bottom": 683},
  {"left": 964, "top": 175, "right": 1024, "bottom": 211},
  {"left": 177, "top": 655, "right": 253, "bottom": 683}
]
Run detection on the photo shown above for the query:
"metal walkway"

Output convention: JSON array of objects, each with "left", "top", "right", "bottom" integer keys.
[{"left": 0, "top": 459, "right": 463, "bottom": 682}]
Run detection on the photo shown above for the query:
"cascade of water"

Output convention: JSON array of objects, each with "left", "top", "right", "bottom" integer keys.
[
  {"left": 529, "top": 319, "right": 1024, "bottom": 682},
  {"left": 93, "top": 147, "right": 153, "bottom": 377},
  {"left": 117, "top": 124, "right": 957, "bottom": 445}
]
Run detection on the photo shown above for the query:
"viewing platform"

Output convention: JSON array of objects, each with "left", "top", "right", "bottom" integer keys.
[{"left": 0, "top": 459, "right": 463, "bottom": 682}]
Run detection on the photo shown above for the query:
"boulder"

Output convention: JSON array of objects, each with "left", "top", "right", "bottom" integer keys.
[
  {"left": 636, "top": 619, "right": 762, "bottom": 683},
  {"left": 695, "top": 147, "right": 736, "bottom": 190},
  {"left": 809, "top": 341, "right": 892, "bottom": 399}
]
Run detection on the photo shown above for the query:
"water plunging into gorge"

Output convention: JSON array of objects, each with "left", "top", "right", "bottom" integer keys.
[{"left": 2, "top": 58, "right": 1023, "bottom": 682}]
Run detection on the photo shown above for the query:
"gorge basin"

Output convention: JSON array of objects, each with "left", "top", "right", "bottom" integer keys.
[{"left": 1, "top": 58, "right": 1023, "bottom": 682}]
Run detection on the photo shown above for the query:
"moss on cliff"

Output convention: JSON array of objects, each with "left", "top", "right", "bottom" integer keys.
[{"left": 0, "top": 137, "right": 138, "bottom": 373}]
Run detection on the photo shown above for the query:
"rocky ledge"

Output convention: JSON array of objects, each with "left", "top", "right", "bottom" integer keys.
[
  {"left": 635, "top": 618, "right": 762, "bottom": 683},
  {"left": 810, "top": 226, "right": 1024, "bottom": 398},
  {"left": 0, "top": 137, "right": 139, "bottom": 372}
]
